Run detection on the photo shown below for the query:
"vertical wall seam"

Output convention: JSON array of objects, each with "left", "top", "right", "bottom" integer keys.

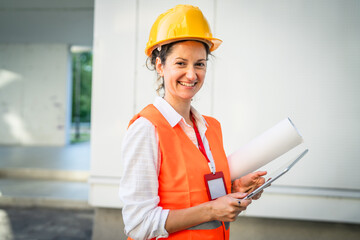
[
  {"left": 133, "top": 0, "right": 140, "bottom": 115},
  {"left": 211, "top": 0, "right": 218, "bottom": 116},
  {"left": 66, "top": 45, "right": 73, "bottom": 144}
]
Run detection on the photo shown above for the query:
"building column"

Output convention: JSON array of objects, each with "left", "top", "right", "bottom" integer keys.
[{"left": 89, "top": 0, "right": 137, "bottom": 238}]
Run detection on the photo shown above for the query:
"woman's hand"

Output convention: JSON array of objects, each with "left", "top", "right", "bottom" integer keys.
[
  {"left": 231, "top": 171, "right": 267, "bottom": 200},
  {"left": 208, "top": 192, "right": 252, "bottom": 222}
]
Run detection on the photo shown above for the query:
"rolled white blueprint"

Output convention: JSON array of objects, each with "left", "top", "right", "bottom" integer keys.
[{"left": 228, "top": 118, "right": 303, "bottom": 180}]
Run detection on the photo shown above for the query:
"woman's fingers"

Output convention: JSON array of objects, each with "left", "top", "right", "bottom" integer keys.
[
  {"left": 232, "top": 171, "right": 268, "bottom": 193},
  {"left": 209, "top": 192, "right": 252, "bottom": 222},
  {"left": 251, "top": 190, "right": 264, "bottom": 200},
  {"left": 228, "top": 192, "right": 247, "bottom": 199},
  {"left": 229, "top": 192, "right": 251, "bottom": 207},
  {"left": 233, "top": 195, "right": 252, "bottom": 209},
  {"left": 255, "top": 171, "right": 268, "bottom": 177}
]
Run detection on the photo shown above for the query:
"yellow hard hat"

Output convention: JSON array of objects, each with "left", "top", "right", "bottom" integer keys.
[{"left": 145, "top": 4, "right": 222, "bottom": 56}]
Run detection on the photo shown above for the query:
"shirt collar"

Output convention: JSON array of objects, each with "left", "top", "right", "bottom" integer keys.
[{"left": 153, "top": 96, "right": 208, "bottom": 129}]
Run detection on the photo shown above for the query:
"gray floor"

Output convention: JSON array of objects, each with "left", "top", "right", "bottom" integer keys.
[
  {"left": 0, "top": 142, "right": 90, "bottom": 209},
  {"left": 0, "top": 206, "right": 93, "bottom": 240},
  {"left": 0, "top": 142, "right": 93, "bottom": 240},
  {"left": 1, "top": 206, "right": 359, "bottom": 240}
]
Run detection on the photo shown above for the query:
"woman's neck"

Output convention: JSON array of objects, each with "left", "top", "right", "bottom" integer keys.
[{"left": 164, "top": 95, "right": 193, "bottom": 126}]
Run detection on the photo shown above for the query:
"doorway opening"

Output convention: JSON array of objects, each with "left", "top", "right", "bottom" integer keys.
[{"left": 70, "top": 46, "right": 92, "bottom": 144}]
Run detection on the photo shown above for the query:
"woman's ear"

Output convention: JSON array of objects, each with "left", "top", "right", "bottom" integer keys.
[{"left": 155, "top": 57, "right": 164, "bottom": 77}]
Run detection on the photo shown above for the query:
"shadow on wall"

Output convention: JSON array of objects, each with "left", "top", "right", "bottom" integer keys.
[{"left": 0, "top": 69, "right": 33, "bottom": 145}]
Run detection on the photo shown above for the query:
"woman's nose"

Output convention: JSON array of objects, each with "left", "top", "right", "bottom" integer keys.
[{"left": 186, "top": 67, "right": 197, "bottom": 80}]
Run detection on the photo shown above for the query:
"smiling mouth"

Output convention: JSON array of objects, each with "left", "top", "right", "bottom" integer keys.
[{"left": 178, "top": 81, "right": 197, "bottom": 87}]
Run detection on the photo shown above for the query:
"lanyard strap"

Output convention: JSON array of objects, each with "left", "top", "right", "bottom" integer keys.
[{"left": 191, "top": 114, "right": 216, "bottom": 174}]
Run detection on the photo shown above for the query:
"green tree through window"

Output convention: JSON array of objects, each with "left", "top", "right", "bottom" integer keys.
[{"left": 71, "top": 49, "right": 92, "bottom": 143}]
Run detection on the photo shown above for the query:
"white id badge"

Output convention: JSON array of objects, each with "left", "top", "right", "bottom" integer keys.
[{"left": 204, "top": 171, "right": 228, "bottom": 200}]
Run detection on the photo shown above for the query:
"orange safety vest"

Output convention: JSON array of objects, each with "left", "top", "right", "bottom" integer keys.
[{"left": 127, "top": 104, "right": 231, "bottom": 240}]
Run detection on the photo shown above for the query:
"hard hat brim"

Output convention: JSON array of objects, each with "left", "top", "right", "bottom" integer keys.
[{"left": 145, "top": 37, "right": 222, "bottom": 56}]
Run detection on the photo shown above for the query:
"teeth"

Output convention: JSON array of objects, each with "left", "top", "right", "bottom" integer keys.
[{"left": 179, "top": 81, "right": 196, "bottom": 87}]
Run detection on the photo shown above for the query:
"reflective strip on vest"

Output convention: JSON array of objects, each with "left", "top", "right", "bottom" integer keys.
[
  {"left": 188, "top": 221, "right": 230, "bottom": 230},
  {"left": 225, "top": 222, "right": 230, "bottom": 230}
]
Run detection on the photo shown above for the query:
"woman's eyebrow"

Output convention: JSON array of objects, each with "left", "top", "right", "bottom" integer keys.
[
  {"left": 175, "top": 57, "right": 187, "bottom": 61},
  {"left": 175, "top": 57, "right": 207, "bottom": 61}
]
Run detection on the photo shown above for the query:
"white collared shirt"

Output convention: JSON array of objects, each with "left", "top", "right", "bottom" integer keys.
[{"left": 119, "top": 97, "right": 216, "bottom": 240}]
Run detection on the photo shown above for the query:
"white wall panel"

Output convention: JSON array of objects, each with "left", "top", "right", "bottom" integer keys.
[
  {"left": 244, "top": 187, "right": 360, "bottom": 224},
  {"left": 215, "top": 0, "right": 360, "bottom": 190},
  {"left": 90, "top": 0, "right": 136, "bottom": 178},
  {"left": 0, "top": 44, "right": 71, "bottom": 145}
]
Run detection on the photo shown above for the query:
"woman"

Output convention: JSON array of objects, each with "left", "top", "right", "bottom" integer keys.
[{"left": 119, "top": 5, "right": 266, "bottom": 240}]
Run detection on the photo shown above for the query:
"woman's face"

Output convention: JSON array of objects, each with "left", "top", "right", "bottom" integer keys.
[{"left": 156, "top": 41, "right": 207, "bottom": 104}]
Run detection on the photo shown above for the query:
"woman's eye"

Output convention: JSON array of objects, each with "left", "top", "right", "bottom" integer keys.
[
  {"left": 196, "top": 62, "right": 206, "bottom": 68},
  {"left": 176, "top": 62, "right": 186, "bottom": 66}
]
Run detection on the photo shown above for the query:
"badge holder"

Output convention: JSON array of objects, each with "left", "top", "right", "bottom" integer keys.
[{"left": 204, "top": 171, "right": 228, "bottom": 200}]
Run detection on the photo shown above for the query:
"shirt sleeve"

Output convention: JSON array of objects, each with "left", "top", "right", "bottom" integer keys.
[{"left": 119, "top": 117, "right": 169, "bottom": 240}]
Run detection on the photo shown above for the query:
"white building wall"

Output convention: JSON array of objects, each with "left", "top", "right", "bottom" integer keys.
[
  {"left": 89, "top": 0, "right": 137, "bottom": 207},
  {"left": 0, "top": 44, "right": 72, "bottom": 145},
  {"left": 214, "top": 0, "right": 360, "bottom": 191},
  {"left": 90, "top": 0, "right": 360, "bottom": 223}
]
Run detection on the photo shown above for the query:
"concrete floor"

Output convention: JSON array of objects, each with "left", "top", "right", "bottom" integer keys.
[
  {"left": 1, "top": 205, "right": 359, "bottom": 240},
  {"left": 0, "top": 206, "right": 93, "bottom": 240},
  {"left": 0, "top": 142, "right": 90, "bottom": 209}
]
